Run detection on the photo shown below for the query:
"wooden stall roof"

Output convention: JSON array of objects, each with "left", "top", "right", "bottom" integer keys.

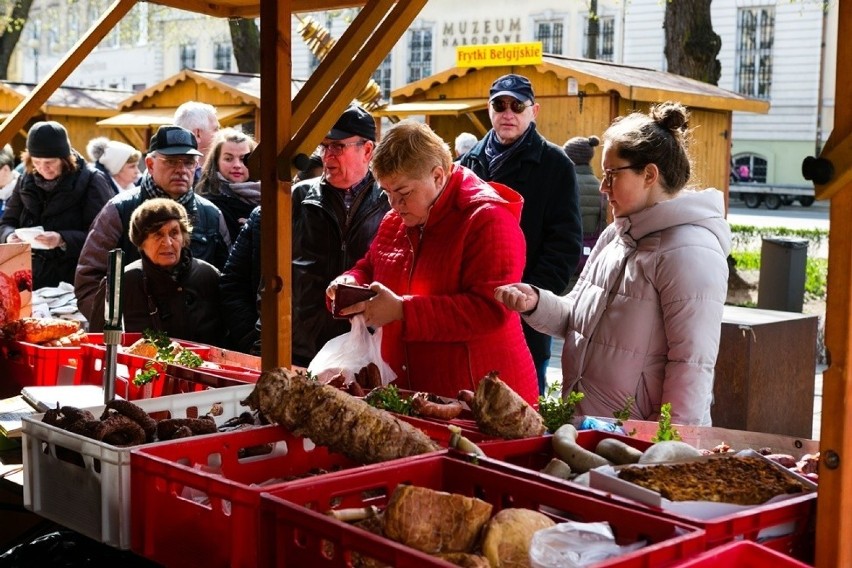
[
  {"left": 96, "top": 104, "right": 250, "bottom": 127},
  {"left": 98, "top": 69, "right": 309, "bottom": 131},
  {"left": 0, "top": 81, "right": 132, "bottom": 118},
  {"left": 115, "top": 69, "right": 266, "bottom": 110},
  {"left": 386, "top": 56, "right": 770, "bottom": 114}
]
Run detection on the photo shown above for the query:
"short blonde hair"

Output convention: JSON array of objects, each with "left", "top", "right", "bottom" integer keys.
[{"left": 371, "top": 120, "right": 452, "bottom": 181}]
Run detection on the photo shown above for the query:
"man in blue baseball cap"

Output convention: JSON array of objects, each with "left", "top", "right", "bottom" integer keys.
[
  {"left": 458, "top": 73, "right": 583, "bottom": 395},
  {"left": 75, "top": 125, "right": 231, "bottom": 324}
]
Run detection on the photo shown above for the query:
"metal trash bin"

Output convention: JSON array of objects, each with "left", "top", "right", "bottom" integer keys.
[{"left": 757, "top": 237, "right": 808, "bottom": 312}]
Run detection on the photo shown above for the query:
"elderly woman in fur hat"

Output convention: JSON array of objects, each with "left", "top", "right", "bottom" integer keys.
[{"left": 89, "top": 198, "right": 225, "bottom": 347}]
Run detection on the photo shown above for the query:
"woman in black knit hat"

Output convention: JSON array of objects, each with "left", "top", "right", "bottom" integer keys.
[
  {"left": 0, "top": 121, "right": 113, "bottom": 288},
  {"left": 563, "top": 135, "right": 607, "bottom": 278},
  {"left": 88, "top": 198, "right": 225, "bottom": 346}
]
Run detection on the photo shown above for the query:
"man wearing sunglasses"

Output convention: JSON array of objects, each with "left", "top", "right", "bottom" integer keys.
[
  {"left": 458, "top": 73, "right": 583, "bottom": 396},
  {"left": 290, "top": 104, "right": 391, "bottom": 367},
  {"left": 75, "top": 125, "right": 231, "bottom": 323}
]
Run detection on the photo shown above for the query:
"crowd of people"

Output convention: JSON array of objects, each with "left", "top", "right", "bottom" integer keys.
[{"left": 0, "top": 74, "right": 731, "bottom": 425}]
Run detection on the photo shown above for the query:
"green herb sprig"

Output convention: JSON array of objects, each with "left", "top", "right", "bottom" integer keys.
[
  {"left": 651, "top": 402, "right": 682, "bottom": 442},
  {"left": 365, "top": 384, "right": 412, "bottom": 415},
  {"left": 132, "top": 329, "right": 203, "bottom": 387},
  {"left": 537, "top": 381, "right": 584, "bottom": 433}
]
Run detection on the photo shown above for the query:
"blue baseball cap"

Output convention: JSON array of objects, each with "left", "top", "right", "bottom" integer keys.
[{"left": 489, "top": 74, "right": 535, "bottom": 104}]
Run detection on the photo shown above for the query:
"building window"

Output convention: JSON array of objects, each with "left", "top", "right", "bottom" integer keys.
[
  {"left": 180, "top": 43, "right": 196, "bottom": 70},
  {"left": 735, "top": 8, "right": 774, "bottom": 99},
  {"left": 732, "top": 154, "right": 767, "bottom": 183},
  {"left": 407, "top": 28, "right": 432, "bottom": 83},
  {"left": 583, "top": 15, "right": 614, "bottom": 61},
  {"left": 215, "top": 42, "right": 232, "bottom": 71},
  {"left": 535, "top": 20, "right": 563, "bottom": 55},
  {"left": 372, "top": 54, "right": 392, "bottom": 100}
]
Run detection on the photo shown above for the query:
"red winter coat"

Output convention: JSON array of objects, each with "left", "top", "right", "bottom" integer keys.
[{"left": 345, "top": 164, "right": 538, "bottom": 404}]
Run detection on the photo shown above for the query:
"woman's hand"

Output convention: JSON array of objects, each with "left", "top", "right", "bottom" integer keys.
[
  {"left": 341, "top": 282, "right": 403, "bottom": 328},
  {"left": 5, "top": 232, "right": 22, "bottom": 244},
  {"left": 494, "top": 283, "right": 540, "bottom": 314},
  {"left": 325, "top": 275, "right": 358, "bottom": 302}
]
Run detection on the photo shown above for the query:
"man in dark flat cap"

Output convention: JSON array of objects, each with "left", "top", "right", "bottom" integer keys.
[
  {"left": 290, "top": 103, "right": 390, "bottom": 366},
  {"left": 458, "top": 73, "right": 583, "bottom": 395},
  {"left": 75, "top": 125, "right": 231, "bottom": 324}
]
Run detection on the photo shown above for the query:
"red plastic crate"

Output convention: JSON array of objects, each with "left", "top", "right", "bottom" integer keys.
[
  {"left": 672, "top": 540, "right": 811, "bottom": 567},
  {"left": 0, "top": 338, "right": 84, "bottom": 398},
  {"left": 73, "top": 333, "right": 244, "bottom": 399},
  {"left": 258, "top": 454, "right": 706, "bottom": 568},
  {"left": 469, "top": 435, "right": 817, "bottom": 561},
  {"left": 130, "top": 416, "right": 484, "bottom": 568}
]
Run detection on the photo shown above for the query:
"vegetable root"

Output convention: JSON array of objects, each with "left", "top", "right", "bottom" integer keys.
[
  {"left": 469, "top": 371, "right": 545, "bottom": 439},
  {"left": 242, "top": 368, "right": 440, "bottom": 464}
]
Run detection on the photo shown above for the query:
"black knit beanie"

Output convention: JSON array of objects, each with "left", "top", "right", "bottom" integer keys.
[
  {"left": 563, "top": 135, "right": 600, "bottom": 166},
  {"left": 26, "top": 121, "right": 72, "bottom": 158}
]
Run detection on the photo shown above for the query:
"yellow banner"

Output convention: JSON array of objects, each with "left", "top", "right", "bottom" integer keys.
[{"left": 456, "top": 42, "right": 543, "bottom": 68}]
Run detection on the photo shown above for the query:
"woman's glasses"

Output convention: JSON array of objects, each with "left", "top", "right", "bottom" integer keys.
[
  {"left": 489, "top": 99, "right": 532, "bottom": 114},
  {"left": 603, "top": 165, "right": 640, "bottom": 188}
]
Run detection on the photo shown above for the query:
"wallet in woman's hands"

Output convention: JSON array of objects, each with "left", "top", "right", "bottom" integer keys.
[{"left": 332, "top": 283, "right": 377, "bottom": 318}]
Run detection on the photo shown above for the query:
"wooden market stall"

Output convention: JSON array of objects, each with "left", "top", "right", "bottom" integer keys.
[
  {"left": 96, "top": 68, "right": 278, "bottom": 150},
  {"left": 0, "top": 1, "right": 850, "bottom": 566},
  {"left": 374, "top": 56, "right": 769, "bottom": 196},
  {"left": 0, "top": 81, "right": 132, "bottom": 156}
]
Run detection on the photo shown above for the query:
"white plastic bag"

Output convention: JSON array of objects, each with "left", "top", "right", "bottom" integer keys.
[
  {"left": 529, "top": 521, "right": 646, "bottom": 568},
  {"left": 307, "top": 315, "right": 397, "bottom": 386}
]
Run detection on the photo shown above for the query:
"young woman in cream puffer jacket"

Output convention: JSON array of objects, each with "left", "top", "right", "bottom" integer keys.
[{"left": 496, "top": 102, "right": 731, "bottom": 425}]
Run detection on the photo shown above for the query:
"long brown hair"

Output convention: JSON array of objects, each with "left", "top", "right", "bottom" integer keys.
[{"left": 196, "top": 128, "right": 257, "bottom": 196}]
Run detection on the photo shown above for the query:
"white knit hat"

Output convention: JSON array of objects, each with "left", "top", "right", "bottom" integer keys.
[{"left": 99, "top": 141, "right": 137, "bottom": 175}]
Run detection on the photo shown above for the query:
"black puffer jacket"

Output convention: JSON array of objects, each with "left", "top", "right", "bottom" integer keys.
[
  {"left": 219, "top": 206, "right": 262, "bottom": 353},
  {"left": 89, "top": 249, "right": 225, "bottom": 347},
  {"left": 0, "top": 153, "right": 113, "bottom": 288},
  {"left": 291, "top": 173, "right": 390, "bottom": 366}
]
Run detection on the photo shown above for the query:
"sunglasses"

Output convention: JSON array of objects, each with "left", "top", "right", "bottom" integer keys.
[{"left": 490, "top": 99, "right": 532, "bottom": 114}]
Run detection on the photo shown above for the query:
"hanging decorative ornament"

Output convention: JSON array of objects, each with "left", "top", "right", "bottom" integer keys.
[{"left": 297, "top": 16, "right": 385, "bottom": 111}]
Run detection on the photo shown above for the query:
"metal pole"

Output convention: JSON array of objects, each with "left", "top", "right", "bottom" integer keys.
[{"left": 103, "top": 248, "right": 124, "bottom": 403}]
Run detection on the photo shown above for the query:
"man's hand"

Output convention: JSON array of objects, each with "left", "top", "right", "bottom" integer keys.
[{"left": 494, "top": 283, "right": 540, "bottom": 314}]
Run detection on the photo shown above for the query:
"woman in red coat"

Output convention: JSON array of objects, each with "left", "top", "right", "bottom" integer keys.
[{"left": 327, "top": 120, "right": 538, "bottom": 404}]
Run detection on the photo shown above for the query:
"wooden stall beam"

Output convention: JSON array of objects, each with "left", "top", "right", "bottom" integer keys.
[
  {"left": 258, "top": 1, "right": 292, "bottom": 369},
  {"left": 815, "top": 0, "right": 852, "bottom": 566},
  {"left": 0, "top": 0, "right": 134, "bottom": 147}
]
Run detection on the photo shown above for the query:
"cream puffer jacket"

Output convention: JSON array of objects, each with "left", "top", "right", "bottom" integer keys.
[{"left": 525, "top": 188, "right": 732, "bottom": 425}]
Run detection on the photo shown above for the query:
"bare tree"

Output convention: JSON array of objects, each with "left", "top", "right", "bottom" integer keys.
[
  {"left": 229, "top": 18, "right": 260, "bottom": 73},
  {"left": 664, "top": 0, "right": 721, "bottom": 84},
  {"left": 0, "top": 0, "right": 35, "bottom": 79}
]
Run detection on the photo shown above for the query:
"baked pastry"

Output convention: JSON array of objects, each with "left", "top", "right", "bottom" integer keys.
[
  {"left": 617, "top": 455, "right": 809, "bottom": 505},
  {"left": 4, "top": 317, "right": 80, "bottom": 344}
]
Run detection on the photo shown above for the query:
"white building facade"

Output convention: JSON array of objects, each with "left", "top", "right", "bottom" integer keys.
[{"left": 14, "top": 0, "right": 835, "bottom": 186}]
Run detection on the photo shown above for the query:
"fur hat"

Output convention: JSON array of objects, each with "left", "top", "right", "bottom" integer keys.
[
  {"left": 26, "top": 121, "right": 72, "bottom": 158},
  {"left": 563, "top": 135, "right": 600, "bottom": 166},
  {"left": 99, "top": 141, "right": 138, "bottom": 175},
  {"left": 129, "top": 198, "right": 192, "bottom": 249}
]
